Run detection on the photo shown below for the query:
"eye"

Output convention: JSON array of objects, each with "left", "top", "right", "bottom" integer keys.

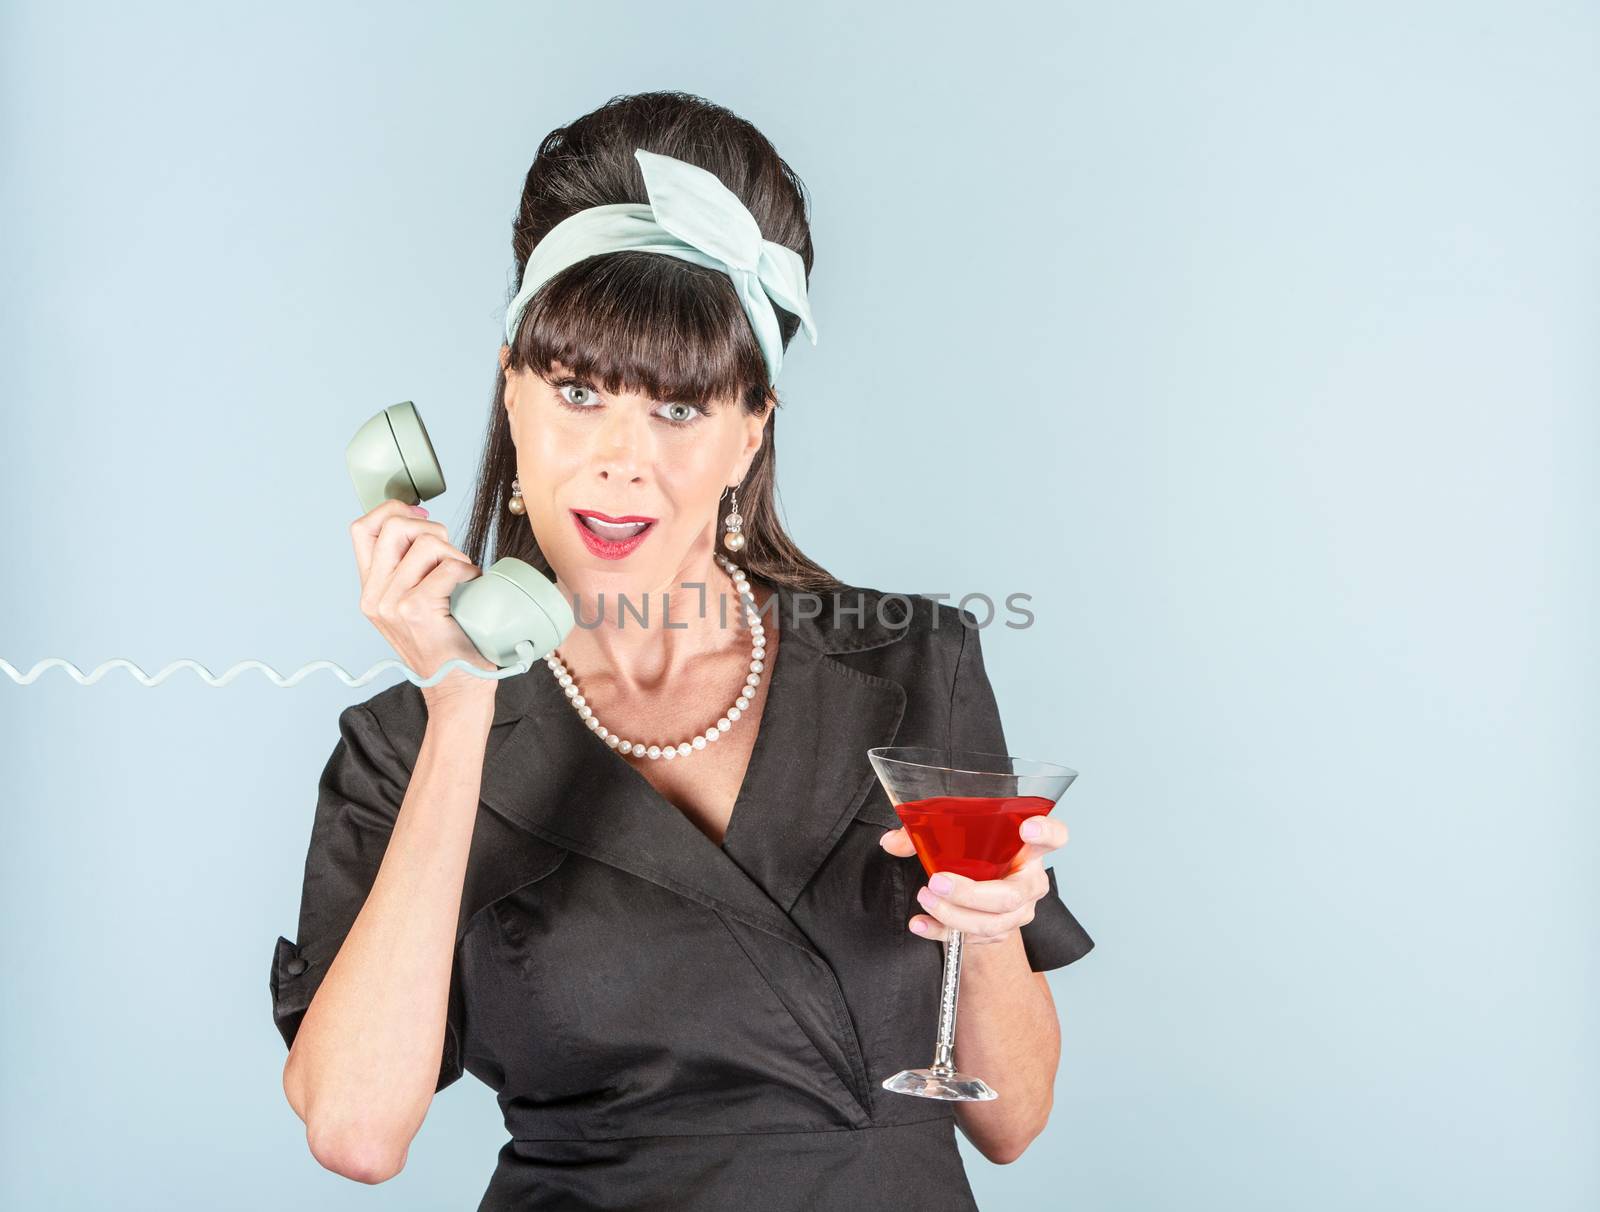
[
  {"left": 556, "top": 381, "right": 601, "bottom": 409},
  {"left": 654, "top": 401, "right": 710, "bottom": 425}
]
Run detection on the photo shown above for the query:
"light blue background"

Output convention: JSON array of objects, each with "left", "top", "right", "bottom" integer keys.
[{"left": 2, "top": 1, "right": 1594, "bottom": 1208}]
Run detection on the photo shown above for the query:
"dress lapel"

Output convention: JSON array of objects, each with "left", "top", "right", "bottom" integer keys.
[
  {"left": 476, "top": 582, "right": 909, "bottom": 954},
  {"left": 717, "top": 616, "right": 906, "bottom": 912}
]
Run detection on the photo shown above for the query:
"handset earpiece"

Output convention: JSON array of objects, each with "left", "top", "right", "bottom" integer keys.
[
  {"left": 345, "top": 399, "right": 448, "bottom": 512},
  {"left": 345, "top": 401, "right": 573, "bottom": 671}
]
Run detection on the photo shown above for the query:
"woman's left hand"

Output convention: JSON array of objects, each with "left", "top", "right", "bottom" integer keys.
[{"left": 878, "top": 814, "right": 1069, "bottom": 945}]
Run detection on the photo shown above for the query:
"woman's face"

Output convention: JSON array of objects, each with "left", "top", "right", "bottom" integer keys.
[{"left": 499, "top": 346, "right": 769, "bottom": 598}]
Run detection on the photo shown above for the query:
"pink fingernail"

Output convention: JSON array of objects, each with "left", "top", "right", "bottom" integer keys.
[
  {"left": 1022, "top": 820, "right": 1043, "bottom": 840},
  {"left": 910, "top": 920, "right": 928, "bottom": 934},
  {"left": 929, "top": 874, "right": 953, "bottom": 895}
]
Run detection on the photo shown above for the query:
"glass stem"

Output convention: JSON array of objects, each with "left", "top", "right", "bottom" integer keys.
[{"left": 932, "top": 927, "right": 965, "bottom": 1073}]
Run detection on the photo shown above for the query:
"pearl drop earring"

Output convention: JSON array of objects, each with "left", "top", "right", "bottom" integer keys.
[
  {"left": 722, "top": 483, "right": 746, "bottom": 553},
  {"left": 508, "top": 475, "right": 525, "bottom": 515}
]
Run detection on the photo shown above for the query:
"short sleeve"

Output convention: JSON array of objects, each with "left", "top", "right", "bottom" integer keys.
[
  {"left": 948, "top": 611, "right": 1095, "bottom": 973},
  {"left": 269, "top": 702, "right": 466, "bottom": 1093}
]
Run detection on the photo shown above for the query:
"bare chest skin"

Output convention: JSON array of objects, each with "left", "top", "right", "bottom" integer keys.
[{"left": 575, "top": 590, "right": 779, "bottom": 847}]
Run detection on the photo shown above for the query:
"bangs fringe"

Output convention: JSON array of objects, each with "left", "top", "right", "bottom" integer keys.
[{"left": 508, "top": 252, "right": 773, "bottom": 412}]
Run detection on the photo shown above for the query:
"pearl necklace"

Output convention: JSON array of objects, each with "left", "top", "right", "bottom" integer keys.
[{"left": 544, "top": 553, "right": 767, "bottom": 761}]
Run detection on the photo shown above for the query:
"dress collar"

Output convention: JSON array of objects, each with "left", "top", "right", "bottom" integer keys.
[{"left": 475, "top": 580, "right": 911, "bottom": 953}]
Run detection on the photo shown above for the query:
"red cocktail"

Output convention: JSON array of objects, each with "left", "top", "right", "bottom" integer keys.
[{"left": 893, "top": 794, "right": 1057, "bottom": 882}]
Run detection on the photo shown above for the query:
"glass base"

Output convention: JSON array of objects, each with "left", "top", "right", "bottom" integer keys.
[{"left": 881, "top": 1066, "right": 998, "bottom": 1101}]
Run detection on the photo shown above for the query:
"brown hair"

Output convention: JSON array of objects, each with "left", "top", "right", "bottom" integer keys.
[{"left": 460, "top": 90, "right": 844, "bottom": 595}]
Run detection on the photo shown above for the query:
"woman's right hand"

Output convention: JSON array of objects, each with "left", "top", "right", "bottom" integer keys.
[{"left": 350, "top": 498, "right": 500, "bottom": 715}]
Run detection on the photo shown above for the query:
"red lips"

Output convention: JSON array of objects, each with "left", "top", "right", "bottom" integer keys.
[
  {"left": 570, "top": 510, "right": 656, "bottom": 560},
  {"left": 572, "top": 508, "right": 658, "bottom": 523}
]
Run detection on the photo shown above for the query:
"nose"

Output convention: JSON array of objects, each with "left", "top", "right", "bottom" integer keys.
[{"left": 592, "top": 407, "right": 647, "bottom": 485}]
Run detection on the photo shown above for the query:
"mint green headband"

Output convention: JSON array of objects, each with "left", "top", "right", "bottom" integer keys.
[{"left": 503, "top": 147, "right": 818, "bottom": 385}]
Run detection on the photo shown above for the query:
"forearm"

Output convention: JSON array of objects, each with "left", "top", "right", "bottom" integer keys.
[
  {"left": 949, "top": 928, "right": 1061, "bottom": 1163},
  {"left": 283, "top": 697, "right": 493, "bottom": 1177}
]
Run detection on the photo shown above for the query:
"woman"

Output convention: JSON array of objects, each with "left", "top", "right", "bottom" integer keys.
[{"left": 270, "top": 91, "right": 1093, "bottom": 1211}]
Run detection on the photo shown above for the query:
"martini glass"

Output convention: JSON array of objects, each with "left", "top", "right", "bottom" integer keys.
[{"left": 867, "top": 745, "right": 1078, "bottom": 1101}]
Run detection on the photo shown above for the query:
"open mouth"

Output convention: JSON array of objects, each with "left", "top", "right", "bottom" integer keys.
[{"left": 571, "top": 509, "right": 657, "bottom": 558}]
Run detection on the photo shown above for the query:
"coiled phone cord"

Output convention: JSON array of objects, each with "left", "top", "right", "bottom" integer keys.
[{"left": 0, "top": 643, "right": 537, "bottom": 689}]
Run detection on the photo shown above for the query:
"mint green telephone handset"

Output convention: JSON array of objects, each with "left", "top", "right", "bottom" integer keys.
[
  {"left": 346, "top": 401, "right": 574, "bottom": 679},
  {"left": 0, "top": 400, "right": 574, "bottom": 690}
]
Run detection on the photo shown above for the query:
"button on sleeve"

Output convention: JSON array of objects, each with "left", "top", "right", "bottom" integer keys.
[{"left": 1018, "top": 865, "right": 1094, "bottom": 972}]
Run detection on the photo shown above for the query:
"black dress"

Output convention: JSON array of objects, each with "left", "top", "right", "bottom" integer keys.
[{"left": 270, "top": 584, "right": 1094, "bottom": 1210}]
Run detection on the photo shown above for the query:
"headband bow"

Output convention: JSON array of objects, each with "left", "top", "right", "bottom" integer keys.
[{"left": 503, "top": 147, "right": 818, "bottom": 386}]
